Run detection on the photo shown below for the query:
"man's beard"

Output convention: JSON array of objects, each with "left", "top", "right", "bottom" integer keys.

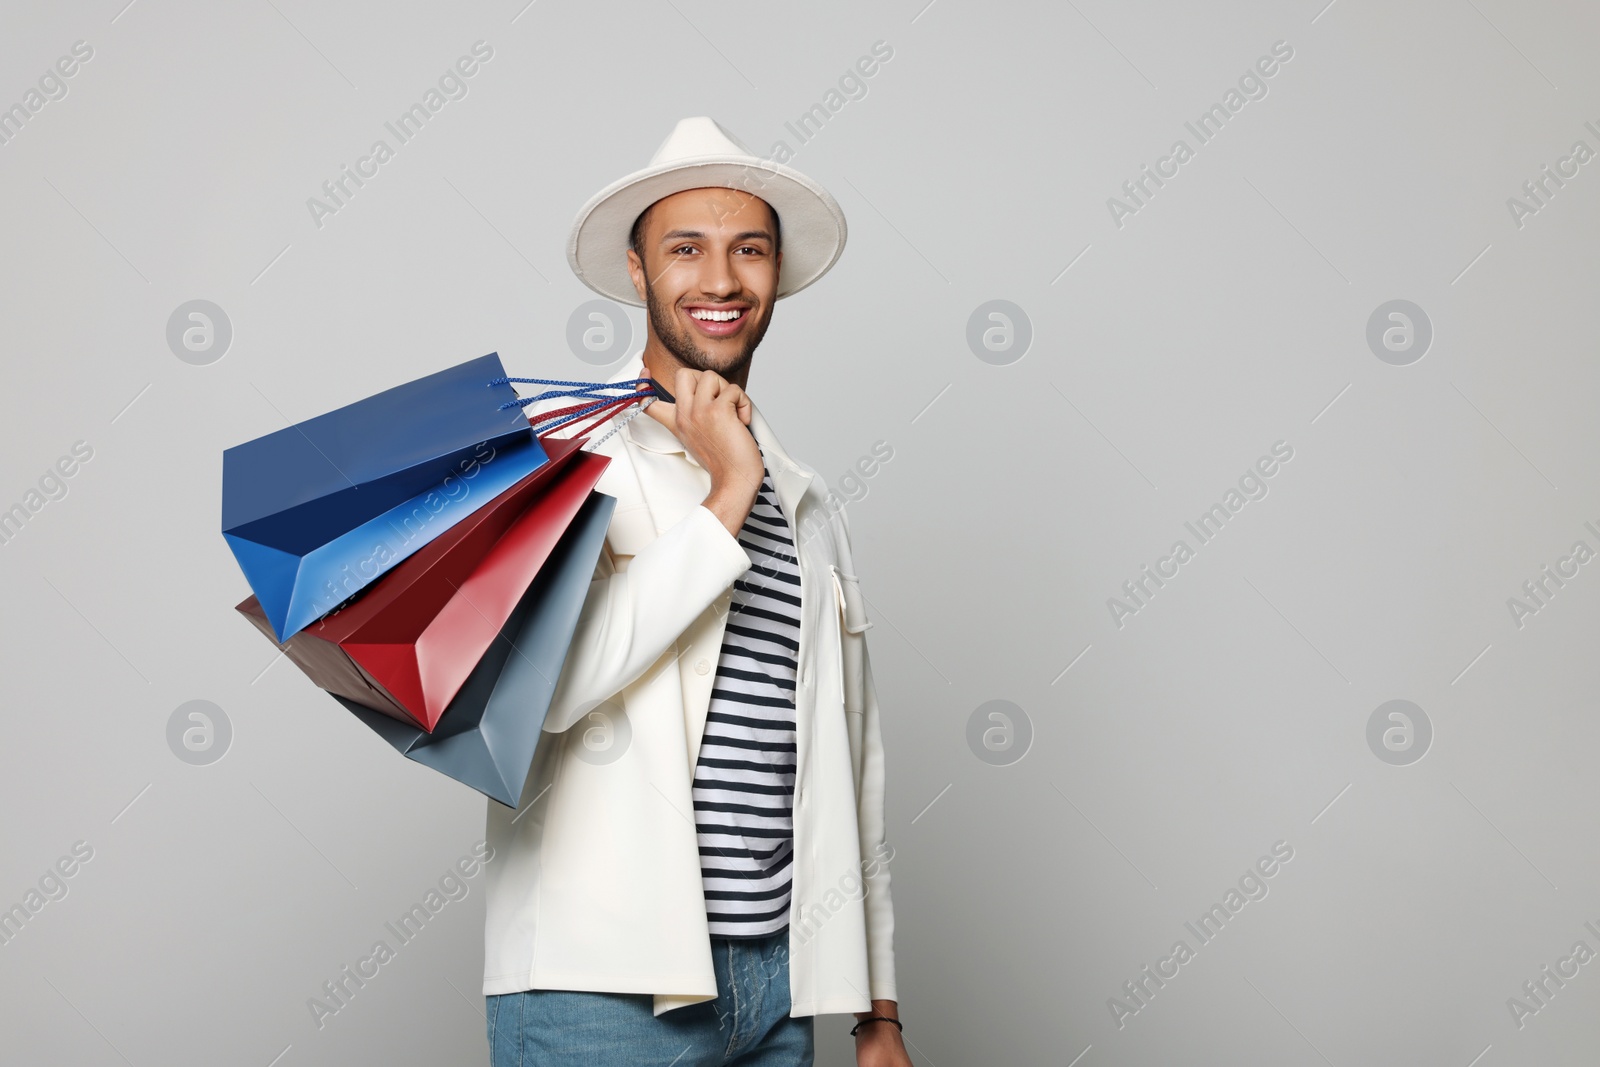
[{"left": 643, "top": 272, "right": 771, "bottom": 379}]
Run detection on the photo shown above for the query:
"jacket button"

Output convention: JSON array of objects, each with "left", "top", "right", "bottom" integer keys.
[{"left": 695, "top": 658, "right": 711, "bottom": 675}]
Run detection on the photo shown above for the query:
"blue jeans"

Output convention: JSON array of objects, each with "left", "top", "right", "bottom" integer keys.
[{"left": 486, "top": 928, "right": 814, "bottom": 1066}]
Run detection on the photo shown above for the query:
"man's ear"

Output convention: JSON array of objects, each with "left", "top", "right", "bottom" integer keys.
[{"left": 626, "top": 247, "right": 648, "bottom": 303}]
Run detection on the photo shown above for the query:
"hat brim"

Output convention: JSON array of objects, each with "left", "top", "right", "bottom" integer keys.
[{"left": 567, "top": 157, "right": 847, "bottom": 307}]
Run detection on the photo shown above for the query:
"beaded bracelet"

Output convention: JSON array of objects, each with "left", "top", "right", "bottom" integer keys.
[{"left": 850, "top": 1015, "right": 904, "bottom": 1037}]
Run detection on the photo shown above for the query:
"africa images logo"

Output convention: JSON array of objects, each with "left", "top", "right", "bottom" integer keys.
[
  {"left": 1107, "top": 840, "right": 1295, "bottom": 1029},
  {"left": 305, "top": 41, "right": 495, "bottom": 229},
  {"left": 1106, "top": 40, "right": 1295, "bottom": 228},
  {"left": 306, "top": 842, "right": 493, "bottom": 1030},
  {"left": 1106, "top": 441, "right": 1294, "bottom": 628}
]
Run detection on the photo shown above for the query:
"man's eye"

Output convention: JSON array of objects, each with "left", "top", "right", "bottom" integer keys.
[{"left": 670, "top": 245, "right": 697, "bottom": 256}]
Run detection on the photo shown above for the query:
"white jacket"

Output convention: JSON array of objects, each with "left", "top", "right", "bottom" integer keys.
[{"left": 482, "top": 356, "right": 897, "bottom": 1018}]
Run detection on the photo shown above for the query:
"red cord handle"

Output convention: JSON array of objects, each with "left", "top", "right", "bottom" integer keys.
[{"left": 539, "top": 392, "right": 650, "bottom": 442}]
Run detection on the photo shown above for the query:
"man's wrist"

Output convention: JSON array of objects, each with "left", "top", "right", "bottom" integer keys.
[
  {"left": 704, "top": 485, "right": 756, "bottom": 538},
  {"left": 854, "top": 998, "right": 900, "bottom": 1023}
]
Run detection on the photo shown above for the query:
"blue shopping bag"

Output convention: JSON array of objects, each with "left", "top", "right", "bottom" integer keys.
[{"left": 222, "top": 353, "right": 547, "bottom": 643}]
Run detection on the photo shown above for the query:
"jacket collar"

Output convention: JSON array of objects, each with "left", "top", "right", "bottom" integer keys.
[{"left": 605, "top": 354, "right": 816, "bottom": 526}]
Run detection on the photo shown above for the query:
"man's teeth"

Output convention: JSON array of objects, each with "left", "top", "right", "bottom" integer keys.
[{"left": 689, "top": 308, "right": 743, "bottom": 322}]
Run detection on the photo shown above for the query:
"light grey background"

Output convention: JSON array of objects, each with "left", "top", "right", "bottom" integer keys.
[{"left": 2, "top": 0, "right": 1597, "bottom": 1064}]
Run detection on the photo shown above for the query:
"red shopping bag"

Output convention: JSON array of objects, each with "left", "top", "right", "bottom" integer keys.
[{"left": 237, "top": 437, "right": 610, "bottom": 731}]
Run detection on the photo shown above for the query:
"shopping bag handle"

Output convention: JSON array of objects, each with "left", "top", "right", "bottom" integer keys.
[
  {"left": 490, "top": 376, "right": 675, "bottom": 409},
  {"left": 556, "top": 393, "right": 653, "bottom": 441},
  {"left": 488, "top": 375, "right": 673, "bottom": 443}
]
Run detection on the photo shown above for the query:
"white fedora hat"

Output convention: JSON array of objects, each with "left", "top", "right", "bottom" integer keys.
[{"left": 567, "top": 116, "right": 847, "bottom": 307}]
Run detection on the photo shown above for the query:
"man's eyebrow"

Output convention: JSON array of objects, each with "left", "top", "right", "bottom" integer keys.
[{"left": 658, "top": 228, "right": 774, "bottom": 244}]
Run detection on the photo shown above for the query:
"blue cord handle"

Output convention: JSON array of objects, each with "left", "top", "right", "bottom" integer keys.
[
  {"left": 488, "top": 376, "right": 676, "bottom": 411},
  {"left": 485, "top": 375, "right": 676, "bottom": 438}
]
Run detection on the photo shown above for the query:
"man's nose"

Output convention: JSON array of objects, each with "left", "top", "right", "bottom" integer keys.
[{"left": 699, "top": 252, "right": 740, "bottom": 295}]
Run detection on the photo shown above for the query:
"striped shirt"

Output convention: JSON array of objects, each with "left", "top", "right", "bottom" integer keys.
[{"left": 692, "top": 444, "right": 801, "bottom": 938}]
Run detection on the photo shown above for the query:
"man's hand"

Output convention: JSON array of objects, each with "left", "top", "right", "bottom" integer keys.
[
  {"left": 855, "top": 1000, "right": 913, "bottom": 1066},
  {"left": 640, "top": 368, "right": 763, "bottom": 538}
]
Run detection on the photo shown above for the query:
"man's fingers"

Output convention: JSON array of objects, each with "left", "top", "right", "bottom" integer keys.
[
  {"left": 717, "top": 382, "right": 751, "bottom": 426},
  {"left": 704, "top": 377, "right": 741, "bottom": 410},
  {"left": 645, "top": 391, "right": 677, "bottom": 430},
  {"left": 650, "top": 367, "right": 755, "bottom": 438},
  {"left": 695, "top": 369, "right": 724, "bottom": 409},
  {"left": 674, "top": 368, "right": 697, "bottom": 423}
]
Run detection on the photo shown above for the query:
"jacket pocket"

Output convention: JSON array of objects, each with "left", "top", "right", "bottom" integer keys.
[
  {"left": 829, "top": 565, "right": 873, "bottom": 634},
  {"left": 829, "top": 564, "right": 871, "bottom": 720}
]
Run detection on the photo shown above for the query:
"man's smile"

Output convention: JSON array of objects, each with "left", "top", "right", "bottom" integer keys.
[{"left": 682, "top": 303, "right": 751, "bottom": 338}]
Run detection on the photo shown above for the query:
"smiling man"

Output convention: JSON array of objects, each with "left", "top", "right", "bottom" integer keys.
[{"left": 481, "top": 117, "right": 912, "bottom": 1067}]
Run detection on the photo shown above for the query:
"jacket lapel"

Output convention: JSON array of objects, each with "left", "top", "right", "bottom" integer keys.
[{"left": 749, "top": 405, "right": 817, "bottom": 529}]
